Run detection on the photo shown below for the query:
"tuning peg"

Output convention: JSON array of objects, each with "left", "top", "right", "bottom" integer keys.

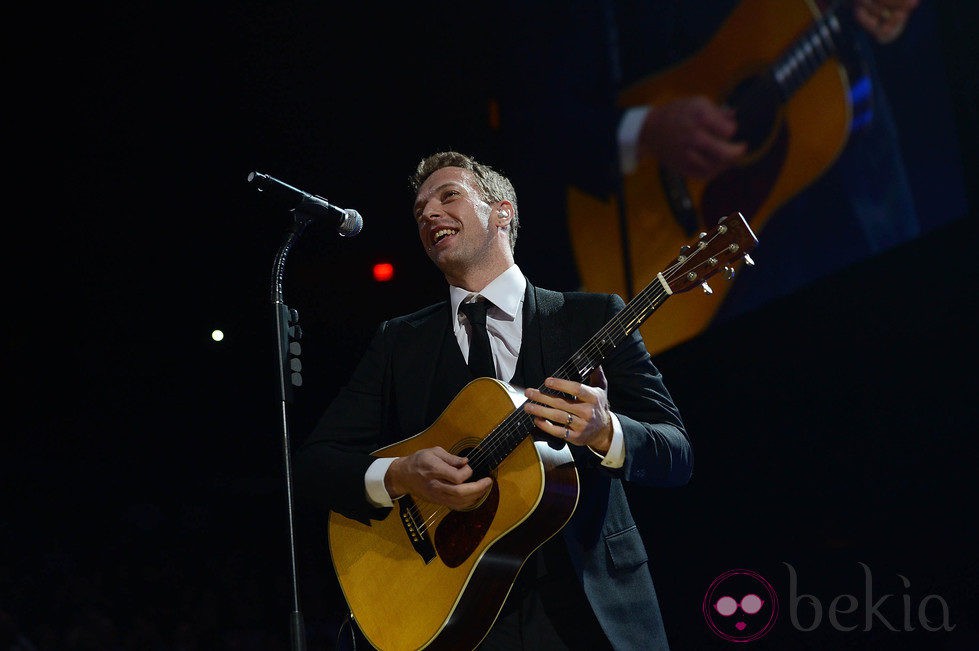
[
  {"left": 723, "top": 266, "right": 735, "bottom": 280},
  {"left": 701, "top": 281, "right": 713, "bottom": 294},
  {"left": 744, "top": 254, "right": 755, "bottom": 266},
  {"left": 678, "top": 244, "right": 692, "bottom": 255}
]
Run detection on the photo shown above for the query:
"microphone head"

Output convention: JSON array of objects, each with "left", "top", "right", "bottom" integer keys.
[
  {"left": 247, "top": 171, "right": 269, "bottom": 189},
  {"left": 339, "top": 209, "right": 363, "bottom": 237}
]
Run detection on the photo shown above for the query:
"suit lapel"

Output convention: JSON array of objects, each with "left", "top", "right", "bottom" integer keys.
[
  {"left": 531, "top": 283, "right": 571, "bottom": 382},
  {"left": 513, "top": 282, "right": 541, "bottom": 389},
  {"left": 427, "top": 324, "right": 475, "bottom": 425},
  {"left": 394, "top": 303, "right": 455, "bottom": 436}
]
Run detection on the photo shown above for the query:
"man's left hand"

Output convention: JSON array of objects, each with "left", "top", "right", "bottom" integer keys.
[
  {"left": 523, "top": 368, "right": 613, "bottom": 453},
  {"left": 853, "top": 0, "right": 919, "bottom": 44}
]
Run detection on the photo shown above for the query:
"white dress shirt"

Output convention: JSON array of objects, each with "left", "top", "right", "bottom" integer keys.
[
  {"left": 618, "top": 106, "right": 650, "bottom": 175},
  {"left": 450, "top": 264, "right": 526, "bottom": 383}
]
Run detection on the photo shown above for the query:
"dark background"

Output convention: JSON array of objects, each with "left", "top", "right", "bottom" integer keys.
[{"left": 4, "top": 1, "right": 977, "bottom": 649}]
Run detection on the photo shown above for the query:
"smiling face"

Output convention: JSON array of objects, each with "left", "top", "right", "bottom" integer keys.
[{"left": 413, "top": 166, "right": 513, "bottom": 290}]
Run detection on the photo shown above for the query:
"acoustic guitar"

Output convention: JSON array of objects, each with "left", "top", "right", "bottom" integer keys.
[
  {"left": 327, "top": 212, "right": 758, "bottom": 650},
  {"left": 567, "top": 0, "right": 860, "bottom": 356}
]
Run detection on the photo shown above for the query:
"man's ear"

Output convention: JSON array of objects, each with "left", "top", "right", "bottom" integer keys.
[{"left": 496, "top": 200, "right": 514, "bottom": 226}]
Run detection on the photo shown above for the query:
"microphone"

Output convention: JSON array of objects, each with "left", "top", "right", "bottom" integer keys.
[{"left": 247, "top": 171, "right": 364, "bottom": 237}]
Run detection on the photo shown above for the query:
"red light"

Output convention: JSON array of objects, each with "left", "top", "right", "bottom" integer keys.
[{"left": 373, "top": 262, "right": 395, "bottom": 282}]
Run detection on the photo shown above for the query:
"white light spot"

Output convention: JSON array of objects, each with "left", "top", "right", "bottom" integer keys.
[{"left": 211, "top": 329, "right": 224, "bottom": 342}]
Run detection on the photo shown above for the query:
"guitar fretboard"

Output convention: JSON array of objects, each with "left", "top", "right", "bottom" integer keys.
[
  {"left": 467, "top": 212, "right": 755, "bottom": 478},
  {"left": 772, "top": 5, "right": 844, "bottom": 97},
  {"left": 470, "top": 276, "right": 674, "bottom": 478}
]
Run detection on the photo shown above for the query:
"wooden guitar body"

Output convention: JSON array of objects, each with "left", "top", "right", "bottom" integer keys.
[{"left": 328, "top": 378, "right": 579, "bottom": 651}]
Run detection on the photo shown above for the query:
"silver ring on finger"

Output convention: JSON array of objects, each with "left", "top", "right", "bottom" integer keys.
[
  {"left": 564, "top": 427, "right": 570, "bottom": 440},
  {"left": 566, "top": 412, "right": 573, "bottom": 426}
]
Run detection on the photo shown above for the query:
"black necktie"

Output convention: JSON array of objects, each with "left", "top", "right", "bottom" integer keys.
[{"left": 459, "top": 298, "right": 496, "bottom": 379}]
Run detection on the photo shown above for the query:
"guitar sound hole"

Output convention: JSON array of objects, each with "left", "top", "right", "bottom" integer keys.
[
  {"left": 451, "top": 440, "right": 496, "bottom": 495},
  {"left": 727, "top": 73, "right": 782, "bottom": 154}
]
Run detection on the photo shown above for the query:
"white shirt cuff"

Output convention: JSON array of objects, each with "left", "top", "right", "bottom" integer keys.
[
  {"left": 618, "top": 106, "right": 651, "bottom": 175},
  {"left": 589, "top": 413, "right": 625, "bottom": 468},
  {"left": 365, "top": 457, "right": 398, "bottom": 508}
]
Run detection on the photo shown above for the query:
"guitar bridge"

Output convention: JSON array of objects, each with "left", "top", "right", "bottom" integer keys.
[{"left": 397, "top": 495, "right": 436, "bottom": 563}]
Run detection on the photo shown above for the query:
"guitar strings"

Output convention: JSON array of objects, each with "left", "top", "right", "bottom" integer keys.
[
  {"left": 467, "top": 227, "right": 735, "bottom": 472},
  {"left": 408, "top": 228, "right": 735, "bottom": 536},
  {"left": 407, "top": 229, "right": 730, "bottom": 533}
]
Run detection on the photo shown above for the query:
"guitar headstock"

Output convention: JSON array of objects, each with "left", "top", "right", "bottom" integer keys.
[{"left": 663, "top": 212, "right": 758, "bottom": 294}]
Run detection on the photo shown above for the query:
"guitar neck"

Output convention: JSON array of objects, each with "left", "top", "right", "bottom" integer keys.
[
  {"left": 470, "top": 277, "right": 673, "bottom": 478},
  {"left": 553, "top": 276, "right": 673, "bottom": 386},
  {"left": 470, "top": 212, "right": 756, "bottom": 479},
  {"left": 771, "top": 1, "right": 846, "bottom": 98}
]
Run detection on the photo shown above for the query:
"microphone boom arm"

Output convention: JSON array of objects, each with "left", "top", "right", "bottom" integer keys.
[{"left": 248, "top": 171, "right": 363, "bottom": 237}]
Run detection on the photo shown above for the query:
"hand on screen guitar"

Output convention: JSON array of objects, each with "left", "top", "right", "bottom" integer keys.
[{"left": 566, "top": 0, "right": 912, "bottom": 356}]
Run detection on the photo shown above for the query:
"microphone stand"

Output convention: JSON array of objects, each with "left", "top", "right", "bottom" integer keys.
[{"left": 270, "top": 209, "right": 315, "bottom": 651}]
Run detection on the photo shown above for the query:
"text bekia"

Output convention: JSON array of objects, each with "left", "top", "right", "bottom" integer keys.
[{"left": 785, "top": 562, "right": 955, "bottom": 633}]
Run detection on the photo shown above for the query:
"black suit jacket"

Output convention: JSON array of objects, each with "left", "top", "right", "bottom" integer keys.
[{"left": 295, "top": 278, "right": 692, "bottom": 649}]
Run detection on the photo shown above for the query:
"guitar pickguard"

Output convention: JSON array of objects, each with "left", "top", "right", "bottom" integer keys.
[
  {"left": 703, "top": 121, "right": 789, "bottom": 222},
  {"left": 434, "top": 481, "right": 500, "bottom": 568}
]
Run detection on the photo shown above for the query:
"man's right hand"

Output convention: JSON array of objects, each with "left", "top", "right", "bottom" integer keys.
[
  {"left": 638, "top": 96, "right": 747, "bottom": 180},
  {"left": 385, "top": 447, "right": 494, "bottom": 510}
]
